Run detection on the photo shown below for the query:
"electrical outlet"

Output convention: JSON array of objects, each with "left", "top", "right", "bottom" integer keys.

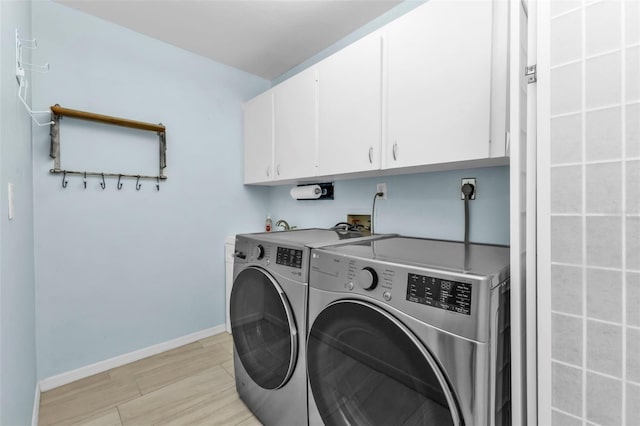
[
  {"left": 461, "top": 178, "right": 476, "bottom": 200},
  {"left": 376, "top": 183, "right": 387, "bottom": 200}
]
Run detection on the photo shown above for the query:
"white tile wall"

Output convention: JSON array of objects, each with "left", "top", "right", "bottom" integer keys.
[
  {"left": 552, "top": 265, "right": 584, "bottom": 315},
  {"left": 586, "top": 372, "right": 622, "bottom": 425},
  {"left": 549, "top": 0, "right": 640, "bottom": 424},
  {"left": 627, "top": 272, "right": 640, "bottom": 327},
  {"left": 585, "top": 1, "right": 621, "bottom": 56},
  {"left": 551, "top": 113, "right": 583, "bottom": 164},
  {"left": 585, "top": 52, "right": 622, "bottom": 109},
  {"left": 585, "top": 107, "right": 622, "bottom": 161},
  {"left": 586, "top": 268, "right": 622, "bottom": 322}
]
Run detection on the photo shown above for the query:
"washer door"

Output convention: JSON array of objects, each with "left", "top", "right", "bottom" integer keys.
[
  {"left": 307, "top": 300, "right": 461, "bottom": 426},
  {"left": 230, "top": 266, "right": 298, "bottom": 390}
]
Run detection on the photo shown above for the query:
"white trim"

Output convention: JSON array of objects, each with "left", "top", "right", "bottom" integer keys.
[
  {"left": 31, "top": 382, "right": 40, "bottom": 426},
  {"left": 536, "top": 0, "right": 552, "bottom": 424},
  {"left": 525, "top": 1, "right": 538, "bottom": 424},
  {"left": 621, "top": 0, "right": 628, "bottom": 422},
  {"left": 38, "top": 325, "right": 225, "bottom": 392}
]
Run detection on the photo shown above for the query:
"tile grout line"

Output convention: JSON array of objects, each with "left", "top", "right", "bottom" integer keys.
[
  {"left": 551, "top": 260, "right": 640, "bottom": 274},
  {"left": 551, "top": 47, "right": 623, "bottom": 72},
  {"left": 621, "top": 0, "right": 628, "bottom": 423},
  {"left": 552, "top": 407, "right": 586, "bottom": 422},
  {"left": 551, "top": 5, "right": 583, "bottom": 20},
  {"left": 580, "top": 1, "right": 587, "bottom": 424},
  {"left": 127, "top": 342, "right": 225, "bottom": 397},
  {"left": 550, "top": 100, "right": 640, "bottom": 121},
  {"left": 552, "top": 158, "right": 640, "bottom": 168},
  {"left": 127, "top": 340, "right": 235, "bottom": 399},
  {"left": 117, "top": 406, "right": 125, "bottom": 426}
]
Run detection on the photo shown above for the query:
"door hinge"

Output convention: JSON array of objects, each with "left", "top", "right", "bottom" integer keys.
[{"left": 525, "top": 65, "right": 537, "bottom": 84}]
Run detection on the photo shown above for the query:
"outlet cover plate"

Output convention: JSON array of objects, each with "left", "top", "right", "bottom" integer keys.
[
  {"left": 461, "top": 178, "right": 476, "bottom": 200},
  {"left": 376, "top": 183, "right": 387, "bottom": 200}
]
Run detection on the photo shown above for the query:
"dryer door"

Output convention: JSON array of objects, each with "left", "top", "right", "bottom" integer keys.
[
  {"left": 307, "top": 300, "right": 461, "bottom": 426},
  {"left": 230, "top": 266, "right": 298, "bottom": 390}
]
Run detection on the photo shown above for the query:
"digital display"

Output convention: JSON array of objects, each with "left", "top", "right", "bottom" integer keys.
[
  {"left": 276, "top": 247, "right": 303, "bottom": 269},
  {"left": 406, "top": 273, "right": 472, "bottom": 315}
]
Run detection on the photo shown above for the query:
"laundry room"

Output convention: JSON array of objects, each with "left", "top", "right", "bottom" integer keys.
[{"left": 1, "top": 0, "right": 638, "bottom": 425}]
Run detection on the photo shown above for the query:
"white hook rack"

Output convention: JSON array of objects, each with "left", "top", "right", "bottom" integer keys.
[{"left": 15, "top": 29, "right": 53, "bottom": 127}]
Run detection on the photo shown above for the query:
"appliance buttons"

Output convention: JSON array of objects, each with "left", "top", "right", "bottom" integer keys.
[{"left": 383, "top": 291, "right": 392, "bottom": 301}]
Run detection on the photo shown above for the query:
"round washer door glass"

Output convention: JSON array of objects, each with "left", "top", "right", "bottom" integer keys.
[
  {"left": 230, "top": 266, "right": 298, "bottom": 390},
  {"left": 307, "top": 301, "right": 460, "bottom": 426}
]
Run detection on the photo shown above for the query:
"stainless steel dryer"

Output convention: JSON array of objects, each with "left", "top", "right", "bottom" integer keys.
[
  {"left": 229, "top": 229, "right": 373, "bottom": 426},
  {"left": 307, "top": 237, "right": 511, "bottom": 426}
]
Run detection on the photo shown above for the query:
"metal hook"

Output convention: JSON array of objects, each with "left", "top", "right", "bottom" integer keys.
[
  {"left": 83, "top": 172, "right": 87, "bottom": 189},
  {"left": 117, "top": 174, "right": 123, "bottom": 190},
  {"left": 100, "top": 173, "right": 106, "bottom": 190},
  {"left": 62, "top": 170, "right": 68, "bottom": 188},
  {"left": 136, "top": 175, "right": 142, "bottom": 191},
  {"left": 156, "top": 176, "right": 160, "bottom": 191}
]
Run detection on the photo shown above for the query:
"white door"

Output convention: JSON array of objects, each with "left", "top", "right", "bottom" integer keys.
[
  {"left": 317, "top": 32, "right": 383, "bottom": 176},
  {"left": 274, "top": 68, "right": 318, "bottom": 181},
  {"left": 243, "top": 91, "right": 273, "bottom": 184},
  {"left": 386, "top": 0, "right": 493, "bottom": 169},
  {"left": 509, "top": 0, "right": 536, "bottom": 424}
]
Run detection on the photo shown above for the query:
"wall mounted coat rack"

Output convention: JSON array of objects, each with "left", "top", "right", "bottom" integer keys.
[
  {"left": 15, "top": 29, "right": 53, "bottom": 127},
  {"left": 49, "top": 104, "right": 167, "bottom": 190}
]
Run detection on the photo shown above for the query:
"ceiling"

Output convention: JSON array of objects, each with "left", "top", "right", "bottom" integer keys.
[{"left": 55, "top": 0, "right": 403, "bottom": 81}]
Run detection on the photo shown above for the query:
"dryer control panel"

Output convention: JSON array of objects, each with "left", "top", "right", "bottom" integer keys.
[
  {"left": 276, "top": 247, "right": 303, "bottom": 269},
  {"left": 406, "top": 273, "right": 472, "bottom": 315},
  {"left": 234, "top": 236, "right": 309, "bottom": 283}
]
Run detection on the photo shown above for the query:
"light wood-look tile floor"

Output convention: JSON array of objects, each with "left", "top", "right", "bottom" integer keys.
[{"left": 39, "top": 332, "right": 263, "bottom": 426}]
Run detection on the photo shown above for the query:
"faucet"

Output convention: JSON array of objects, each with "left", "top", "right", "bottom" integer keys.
[{"left": 276, "top": 219, "right": 290, "bottom": 231}]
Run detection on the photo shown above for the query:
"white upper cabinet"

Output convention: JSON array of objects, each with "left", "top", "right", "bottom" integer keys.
[
  {"left": 273, "top": 68, "right": 318, "bottom": 181},
  {"left": 243, "top": 91, "right": 273, "bottom": 184},
  {"left": 385, "top": 0, "right": 494, "bottom": 169},
  {"left": 242, "top": 0, "right": 508, "bottom": 185},
  {"left": 317, "top": 32, "right": 383, "bottom": 176}
]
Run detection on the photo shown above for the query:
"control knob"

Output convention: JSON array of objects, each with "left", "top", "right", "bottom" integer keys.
[
  {"left": 357, "top": 267, "right": 378, "bottom": 291},
  {"left": 254, "top": 244, "right": 265, "bottom": 260}
]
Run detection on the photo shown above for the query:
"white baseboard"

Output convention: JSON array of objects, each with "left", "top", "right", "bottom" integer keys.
[
  {"left": 39, "top": 324, "right": 226, "bottom": 392},
  {"left": 32, "top": 382, "right": 40, "bottom": 426}
]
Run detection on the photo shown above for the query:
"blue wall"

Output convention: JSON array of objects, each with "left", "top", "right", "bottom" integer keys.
[
  {"left": 31, "top": 1, "right": 270, "bottom": 379},
  {"left": 0, "top": 1, "right": 38, "bottom": 423},
  {"left": 267, "top": 167, "right": 510, "bottom": 245}
]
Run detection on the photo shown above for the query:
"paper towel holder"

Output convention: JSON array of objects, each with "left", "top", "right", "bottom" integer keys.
[{"left": 291, "top": 182, "right": 334, "bottom": 200}]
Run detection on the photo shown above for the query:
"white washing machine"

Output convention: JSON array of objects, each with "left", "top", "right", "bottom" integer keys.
[
  {"left": 229, "top": 229, "right": 378, "bottom": 426},
  {"left": 307, "top": 237, "right": 511, "bottom": 426}
]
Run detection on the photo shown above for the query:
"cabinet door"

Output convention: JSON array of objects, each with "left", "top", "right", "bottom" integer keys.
[
  {"left": 386, "top": 0, "right": 493, "bottom": 169},
  {"left": 317, "top": 33, "right": 382, "bottom": 176},
  {"left": 274, "top": 68, "right": 318, "bottom": 181},
  {"left": 243, "top": 91, "right": 273, "bottom": 184}
]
